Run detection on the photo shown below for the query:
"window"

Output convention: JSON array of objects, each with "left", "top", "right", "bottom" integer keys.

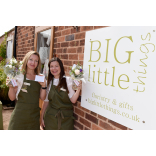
[{"left": 34, "top": 26, "right": 54, "bottom": 79}]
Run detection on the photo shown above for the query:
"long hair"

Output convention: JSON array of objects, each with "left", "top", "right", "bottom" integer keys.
[
  {"left": 21, "top": 51, "right": 41, "bottom": 75},
  {"left": 47, "top": 57, "right": 69, "bottom": 93}
]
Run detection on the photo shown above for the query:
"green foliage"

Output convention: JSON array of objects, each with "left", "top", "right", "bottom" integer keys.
[
  {"left": 0, "top": 32, "right": 7, "bottom": 58},
  {"left": 0, "top": 59, "right": 9, "bottom": 102},
  {"left": 0, "top": 59, "right": 7, "bottom": 89}
]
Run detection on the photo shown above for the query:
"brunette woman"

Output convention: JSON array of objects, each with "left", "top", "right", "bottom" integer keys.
[{"left": 40, "top": 57, "right": 82, "bottom": 130}]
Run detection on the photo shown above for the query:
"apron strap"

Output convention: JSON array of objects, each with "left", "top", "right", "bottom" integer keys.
[{"left": 55, "top": 110, "right": 64, "bottom": 130}]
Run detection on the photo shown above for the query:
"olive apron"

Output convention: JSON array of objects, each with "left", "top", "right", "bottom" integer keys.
[
  {"left": 44, "top": 80, "right": 74, "bottom": 130},
  {"left": 8, "top": 74, "right": 41, "bottom": 130}
]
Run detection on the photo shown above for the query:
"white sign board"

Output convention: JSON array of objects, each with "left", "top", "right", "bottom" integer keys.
[{"left": 81, "top": 26, "right": 156, "bottom": 130}]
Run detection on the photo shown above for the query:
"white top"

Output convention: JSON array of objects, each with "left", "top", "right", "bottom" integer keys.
[
  {"left": 44, "top": 77, "right": 75, "bottom": 102},
  {"left": 15, "top": 73, "right": 24, "bottom": 100}
]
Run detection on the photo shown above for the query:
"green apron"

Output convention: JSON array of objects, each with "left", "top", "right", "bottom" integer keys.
[
  {"left": 8, "top": 74, "right": 41, "bottom": 130},
  {"left": 44, "top": 79, "right": 74, "bottom": 130}
]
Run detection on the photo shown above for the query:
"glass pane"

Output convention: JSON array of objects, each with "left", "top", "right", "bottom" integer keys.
[
  {"left": 37, "top": 29, "right": 51, "bottom": 78},
  {"left": 7, "top": 40, "right": 13, "bottom": 59}
]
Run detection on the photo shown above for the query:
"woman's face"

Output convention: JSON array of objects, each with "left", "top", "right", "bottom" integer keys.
[
  {"left": 27, "top": 54, "right": 39, "bottom": 71},
  {"left": 50, "top": 61, "right": 61, "bottom": 79}
]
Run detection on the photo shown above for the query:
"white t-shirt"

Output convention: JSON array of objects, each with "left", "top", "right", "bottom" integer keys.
[{"left": 44, "top": 77, "right": 75, "bottom": 102}]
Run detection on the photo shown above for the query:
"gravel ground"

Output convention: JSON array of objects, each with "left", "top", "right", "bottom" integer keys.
[{"left": 2, "top": 106, "right": 14, "bottom": 130}]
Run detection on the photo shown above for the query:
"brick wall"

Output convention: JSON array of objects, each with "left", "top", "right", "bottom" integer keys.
[
  {"left": 15, "top": 26, "right": 131, "bottom": 130},
  {"left": 53, "top": 26, "right": 131, "bottom": 130},
  {"left": 16, "top": 26, "right": 35, "bottom": 61}
]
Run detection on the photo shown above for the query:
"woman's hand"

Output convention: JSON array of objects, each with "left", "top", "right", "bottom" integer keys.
[
  {"left": 77, "top": 80, "right": 82, "bottom": 91},
  {"left": 38, "top": 76, "right": 46, "bottom": 88},
  {"left": 6, "top": 77, "right": 13, "bottom": 88},
  {"left": 6, "top": 77, "right": 18, "bottom": 89},
  {"left": 40, "top": 118, "right": 45, "bottom": 130}
]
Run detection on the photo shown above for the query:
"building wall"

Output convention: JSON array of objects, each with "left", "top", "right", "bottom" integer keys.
[
  {"left": 15, "top": 26, "right": 131, "bottom": 130},
  {"left": 53, "top": 26, "right": 131, "bottom": 130},
  {"left": 16, "top": 26, "right": 35, "bottom": 61},
  {"left": 0, "top": 28, "right": 15, "bottom": 45}
]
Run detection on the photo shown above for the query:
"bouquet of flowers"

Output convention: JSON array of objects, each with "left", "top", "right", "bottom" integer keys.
[
  {"left": 69, "top": 62, "right": 85, "bottom": 90},
  {"left": 4, "top": 58, "right": 23, "bottom": 87}
]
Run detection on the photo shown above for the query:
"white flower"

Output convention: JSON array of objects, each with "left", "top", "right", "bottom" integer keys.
[
  {"left": 8, "top": 65, "right": 12, "bottom": 68},
  {"left": 6, "top": 65, "right": 12, "bottom": 68},
  {"left": 72, "top": 64, "right": 77, "bottom": 70},
  {"left": 10, "top": 59, "right": 13, "bottom": 64},
  {"left": 20, "top": 61, "right": 23, "bottom": 64},
  {"left": 12, "top": 59, "right": 17, "bottom": 63},
  {"left": 75, "top": 69, "right": 80, "bottom": 75}
]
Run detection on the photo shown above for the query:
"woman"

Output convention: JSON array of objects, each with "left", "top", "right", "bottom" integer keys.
[
  {"left": 40, "top": 57, "right": 82, "bottom": 130},
  {"left": 7, "top": 51, "right": 46, "bottom": 130}
]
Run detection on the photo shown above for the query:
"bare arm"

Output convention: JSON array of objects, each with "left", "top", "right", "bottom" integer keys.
[
  {"left": 40, "top": 101, "right": 49, "bottom": 130},
  {"left": 39, "top": 78, "right": 47, "bottom": 101},
  {"left": 8, "top": 86, "right": 18, "bottom": 101},
  {"left": 70, "top": 81, "right": 82, "bottom": 103},
  {"left": 6, "top": 77, "right": 18, "bottom": 101}
]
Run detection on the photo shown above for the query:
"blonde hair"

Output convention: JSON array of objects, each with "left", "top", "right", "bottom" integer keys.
[{"left": 21, "top": 51, "right": 41, "bottom": 75}]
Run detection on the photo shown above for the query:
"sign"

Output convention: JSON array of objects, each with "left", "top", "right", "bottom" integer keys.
[{"left": 81, "top": 26, "right": 156, "bottom": 130}]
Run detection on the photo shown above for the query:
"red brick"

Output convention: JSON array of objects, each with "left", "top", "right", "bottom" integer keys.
[
  {"left": 58, "top": 26, "right": 64, "bottom": 30},
  {"left": 62, "top": 29, "right": 71, "bottom": 36},
  {"left": 55, "top": 31, "right": 61, "bottom": 37},
  {"left": 54, "top": 38, "right": 57, "bottom": 43},
  {"left": 55, "top": 27, "right": 58, "bottom": 31},
  {"left": 84, "top": 127, "right": 90, "bottom": 130},
  {"left": 75, "top": 107, "right": 85, "bottom": 117},
  {"left": 73, "top": 61, "right": 83, "bottom": 66},
  {"left": 75, "top": 32, "right": 85, "bottom": 39},
  {"left": 61, "top": 42, "right": 69, "bottom": 47},
  {"left": 74, "top": 120, "right": 83, "bottom": 130},
  {"left": 90, "top": 111, "right": 97, "bottom": 117},
  {"left": 57, "top": 43, "right": 60, "bottom": 48},
  {"left": 92, "top": 123, "right": 103, "bottom": 130},
  {"left": 108, "top": 120, "right": 127, "bottom": 130},
  {"left": 78, "top": 53, "right": 84, "bottom": 60},
  {"left": 85, "top": 113, "right": 98, "bottom": 124},
  {"left": 62, "top": 48, "right": 67, "bottom": 53},
  {"left": 81, "top": 26, "right": 93, "bottom": 31},
  {"left": 77, "top": 47, "right": 83, "bottom": 53},
  {"left": 61, "top": 54, "right": 68, "bottom": 59},
  {"left": 67, "top": 48, "right": 77, "bottom": 53},
  {"left": 54, "top": 43, "right": 57, "bottom": 48},
  {"left": 70, "top": 41, "right": 79, "bottom": 47},
  {"left": 97, "top": 114, "right": 107, "bottom": 121},
  {"left": 73, "top": 113, "right": 78, "bottom": 120},
  {"left": 57, "top": 48, "right": 62, "bottom": 53},
  {"left": 79, "top": 117, "right": 91, "bottom": 128},
  {"left": 80, "top": 39, "right": 85, "bottom": 46},
  {"left": 94, "top": 26, "right": 106, "bottom": 29},
  {"left": 69, "top": 54, "right": 78, "bottom": 60},
  {"left": 99, "top": 121, "right": 115, "bottom": 130},
  {"left": 57, "top": 36, "right": 65, "bottom": 42},
  {"left": 71, "top": 27, "right": 80, "bottom": 33},
  {"left": 64, "top": 60, "right": 72, "bottom": 66}
]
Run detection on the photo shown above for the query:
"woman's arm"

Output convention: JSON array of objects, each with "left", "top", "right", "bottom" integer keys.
[
  {"left": 40, "top": 101, "right": 49, "bottom": 130},
  {"left": 6, "top": 77, "right": 18, "bottom": 101},
  {"left": 39, "top": 78, "right": 47, "bottom": 101},
  {"left": 70, "top": 81, "right": 82, "bottom": 103},
  {"left": 8, "top": 86, "right": 18, "bottom": 101}
]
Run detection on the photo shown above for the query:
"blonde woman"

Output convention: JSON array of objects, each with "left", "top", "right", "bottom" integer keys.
[{"left": 7, "top": 51, "right": 46, "bottom": 130}]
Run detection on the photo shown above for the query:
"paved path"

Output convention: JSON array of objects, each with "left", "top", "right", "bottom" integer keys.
[{"left": 2, "top": 106, "right": 14, "bottom": 130}]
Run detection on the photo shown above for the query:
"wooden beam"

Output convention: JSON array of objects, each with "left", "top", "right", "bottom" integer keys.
[{"left": 49, "top": 26, "right": 55, "bottom": 60}]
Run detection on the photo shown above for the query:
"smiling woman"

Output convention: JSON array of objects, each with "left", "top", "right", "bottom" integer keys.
[
  {"left": 40, "top": 57, "right": 82, "bottom": 130},
  {"left": 7, "top": 51, "right": 47, "bottom": 130}
]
